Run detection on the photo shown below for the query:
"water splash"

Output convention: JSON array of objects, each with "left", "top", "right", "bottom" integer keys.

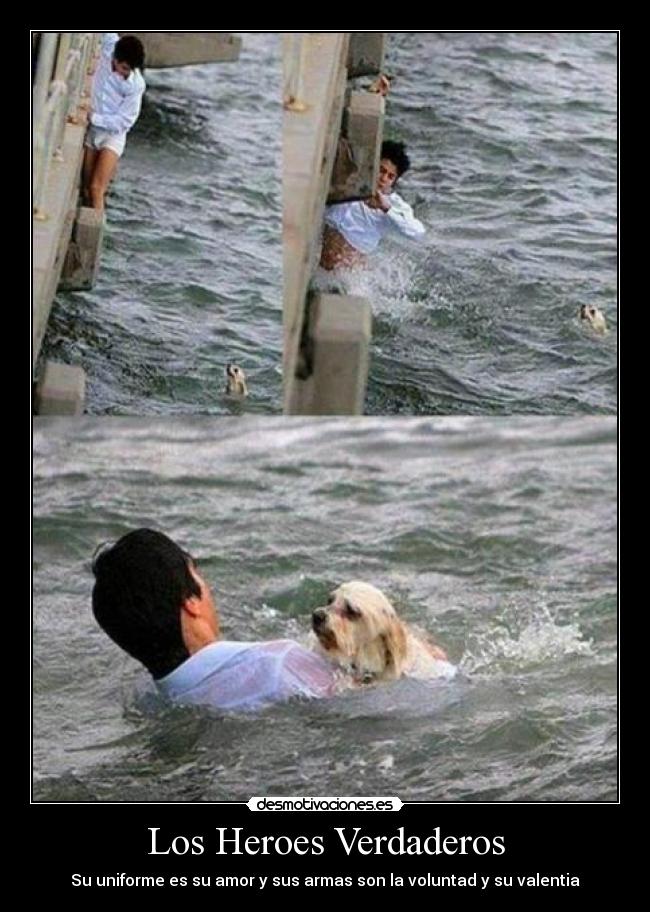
[
  {"left": 460, "top": 602, "right": 592, "bottom": 675},
  {"left": 311, "top": 246, "right": 430, "bottom": 324}
]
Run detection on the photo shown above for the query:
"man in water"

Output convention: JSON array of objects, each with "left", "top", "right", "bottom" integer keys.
[
  {"left": 83, "top": 33, "right": 146, "bottom": 210},
  {"left": 320, "top": 139, "right": 425, "bottom": 271},
  {"left": 91, "top": 529, "right": 337, "bottom": 711}
]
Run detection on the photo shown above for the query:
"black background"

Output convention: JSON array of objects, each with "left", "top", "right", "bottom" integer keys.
[{"left": 34, "top": 802, "right": 622, "bottom": 895}]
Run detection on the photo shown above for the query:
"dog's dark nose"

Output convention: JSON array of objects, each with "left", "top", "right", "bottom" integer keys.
[{"left": 312, "top": 607, "right": 327, "bottom": 628}]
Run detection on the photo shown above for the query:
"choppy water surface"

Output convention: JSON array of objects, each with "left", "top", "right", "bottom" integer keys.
[
  {"left": 338, "top": 32, "right": 617, "bottom": 415},
  {"left": 33, "top": 417, "right": 617, "bottom": 801},
  {"left": 40, "top": 33, "right": 282, "bottom": 415}
]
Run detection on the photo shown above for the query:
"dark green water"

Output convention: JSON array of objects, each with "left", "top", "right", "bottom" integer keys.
[
  {"left": 33, "top": 417, "right": 616, "bottom": 801},
  {"left": 40, "top": 34, "right": 282, "bottom": 415}
]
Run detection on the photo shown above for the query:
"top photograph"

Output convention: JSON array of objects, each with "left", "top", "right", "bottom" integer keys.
[
  {"left": 283, "top": 31, "right": 617, "bottom": 416},
  {"left": 32, "top": 32, "right": 617, "bottom": 417}
]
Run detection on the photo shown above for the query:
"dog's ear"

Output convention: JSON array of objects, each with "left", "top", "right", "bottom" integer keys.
[{"left": 381, "top": 620, "right": 408, "bottom": 679}]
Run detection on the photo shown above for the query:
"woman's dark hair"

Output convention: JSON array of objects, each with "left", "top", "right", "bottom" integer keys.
[
  {"left": 381, "top": 140, "right": 411, "bottom": 178},
  {"left": 91, "top": 529, "right": 200, "bottom": 679},
  {"left": 114, "top": 35, "right": 146, "bottom": 73}
]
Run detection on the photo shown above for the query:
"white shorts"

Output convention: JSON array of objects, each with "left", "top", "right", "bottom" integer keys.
[{"left": 84, "top": 126, "right": 126, "bottom": 158}]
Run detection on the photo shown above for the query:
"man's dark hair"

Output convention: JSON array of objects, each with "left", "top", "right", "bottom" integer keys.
[
  {"left": 114, "top": 35, "right": 146, "bottom": 72},
  {"left": 381, "top": 140, "right": 411, "bottom": 178},
  {"left": 91, "top": 529, "right": 200, "bottom": 679}
]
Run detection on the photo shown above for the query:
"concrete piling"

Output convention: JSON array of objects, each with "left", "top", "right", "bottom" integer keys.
[
  {"left": 60, "top": 207, "right": 105, "bottom": 291},
  {"left": 33, "top": 121, "right": 87, "bottom": 369},
  {"left": 283, "top": 32, "right": 386, "bottom": 415},
  {"left": 333, "top": 90, "right": 384, "bottom": 200},
  {"left": 283, "top": 33, "right": 351, "bottom": 413},
  {"left": 291, "top": 293, "right": 372, "bottom": 415}
]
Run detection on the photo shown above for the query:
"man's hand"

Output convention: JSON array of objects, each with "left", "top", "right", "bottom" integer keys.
[
  {"left": 368, "top": 73, "right": 392, "bottom": 97},
  {"left": 365, "top": 191, "right": 391, "bottom": 212}
]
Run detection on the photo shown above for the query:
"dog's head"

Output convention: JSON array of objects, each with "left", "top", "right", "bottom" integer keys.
[
  {"left": 579, "top": 304, "right": 607, "bottom": 334},
  {"left": 225, "top": 363, "right": 248, "bottom": 397},
  {"left": 311, "top": 581, "right": 408, "bottom": 681}
]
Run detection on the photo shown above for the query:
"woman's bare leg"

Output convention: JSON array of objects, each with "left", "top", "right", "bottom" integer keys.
[
  {"left": 89, "top": 149, "right": 120, "bottom": 211},
  {"left": 82, "top": 146, "right": 99, "bottom": 206}
]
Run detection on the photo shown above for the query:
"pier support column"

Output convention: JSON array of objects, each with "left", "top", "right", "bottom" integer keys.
[
  {"left": 34, "top": 361, "right": 86, "bottom": 416},
  {"left": 291, "top": 293, "right": 372, "bottom": 415},
  {"left": 347, "top": 33, "right": 386, "bottom": 77},
  {"left": 283, "top": 33, "right": 387, "bottom": 415},
  {"left": 329, "top": 91, "right": 384, "bottom": 201},
  {"left": 59, "top": 207, "right": 105, "bottom": 291}
]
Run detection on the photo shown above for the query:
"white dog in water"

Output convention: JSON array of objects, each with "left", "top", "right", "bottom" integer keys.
[
  {"left": 225, "top": 363, "right": 249, "bottom": 397},
  {"left": 311, "top": 581, "right": 456, "bottom": 683},
  {"left": 579, "top": 304, "right": 608, "bottom": 334}
]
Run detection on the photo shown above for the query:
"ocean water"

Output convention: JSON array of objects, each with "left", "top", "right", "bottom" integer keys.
[{"left": 33, "top": 416, "right": 617, "bottom": 801}]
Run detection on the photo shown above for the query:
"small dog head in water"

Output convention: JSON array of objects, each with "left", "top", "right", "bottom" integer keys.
[
  {"left": 225, "top": 363, "right": 248, "bottom": 397},
  {"left": 311, "top": 581, "right": 450, "bottom": 682},
  {"left": 579, "top": 304, "right": 608, "bottom": 334}
]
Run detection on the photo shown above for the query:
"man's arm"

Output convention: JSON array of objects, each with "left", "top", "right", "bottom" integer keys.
[
  {"left": 101, "top": 33, "right": 120, "bottom": 59},
  {"left": 383, "top": 193, "right": 426, "bottom": 240}
]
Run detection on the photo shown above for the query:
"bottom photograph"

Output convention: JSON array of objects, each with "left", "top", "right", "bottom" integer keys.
[{"left": 32, "top": 416, "right": 617, "bottom": 802}]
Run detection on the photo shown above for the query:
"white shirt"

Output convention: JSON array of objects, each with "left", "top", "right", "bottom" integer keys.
[
  {"left": 90, "top": 33, "right": 146, "bottom": 135},
  {"left": 324, "top": 191, "right": 426, "bottom": 254},
  {"left": 156, "top": 639, "right": 337, "bottom": 712}
]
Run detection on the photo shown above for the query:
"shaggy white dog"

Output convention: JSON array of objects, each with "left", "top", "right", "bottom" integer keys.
[{"left": 311, "top": 581, "right": 456, "bottom": 682}]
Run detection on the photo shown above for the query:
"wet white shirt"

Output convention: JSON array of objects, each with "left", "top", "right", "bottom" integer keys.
[
  {"left": 90, "top": 33, "right": 146, "bottom": 135},
  {"left": 156, "top": 639, "right": 337, "bottom": 712},
  {"left": 324, "top": 192, "right": 426, "bottom": 254}
]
